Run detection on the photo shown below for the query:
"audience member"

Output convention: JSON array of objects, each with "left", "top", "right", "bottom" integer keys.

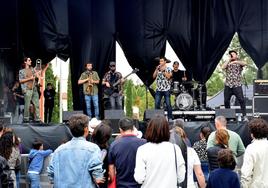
[
  {"left": 207, "top": 149, "right": 239, "bottom": 188},
  {"left": 207, "top": 129, "right": 229, "bottom": 171},
  {"left": 92, "top": 122, "right": 112, "bottom": 188},
  {"left": 207, "top": 116, "right": 245, "bottom": 157},
  {"left": 193, "top": 124, "right": 211, "bottom": 161},
  {"left": 0, "top": 155, "right": 13, "bottom": 187},
  {"left": 173, "top": 119, "right": 191, "bottom": 146},
  {"left": 108, "top": 118, "right": 146, "bottom": 188},
  {"left": 0, "top": 131, "right": 21, "bottom": 188},
  {"left": 134, "top": 115, "right": 185, "bottom": 188},
  {"left": 48, "top": 114, "right": 104, "bottom": 187},
  {"left": 27, "top": 139, "right": 52, "bottom": 188},
  {"left": 174, "top": 127, "right": 206, "bottom": 188},
  {"left": 241, "top": 118, "right": 268, "bottom": 187}
]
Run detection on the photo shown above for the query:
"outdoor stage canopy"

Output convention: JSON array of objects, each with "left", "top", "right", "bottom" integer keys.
[{"left": 0, "top": 0, "right": 267, "bottom": 110}]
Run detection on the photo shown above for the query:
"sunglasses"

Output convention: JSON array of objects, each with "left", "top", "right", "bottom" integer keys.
[{"left": 110, "top": 65, "right": 116, "bottom": 67}]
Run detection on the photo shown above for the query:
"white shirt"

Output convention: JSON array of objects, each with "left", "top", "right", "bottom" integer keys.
[
  {"left": 187, "top": 147, "right": 201, "bottom": 188},
  {"left": 241, "top": 138, "right": 268, "bottom": 188},
  {"left": 134, "top": 141, "right": 185, "bottom": 188}
]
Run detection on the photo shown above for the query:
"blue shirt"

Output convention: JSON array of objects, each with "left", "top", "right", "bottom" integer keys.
[
  {"left": 48, "top": 137, "right": 104, "bottom": 188},
  {"left": 28, "top": 149, "right": 53, "bottom": 173},
  {"left": 108, "top": 135, "right": 146, "bottom": 188},
  {"left": 207, "top": 168, "right": 240, "bottom": 188}
]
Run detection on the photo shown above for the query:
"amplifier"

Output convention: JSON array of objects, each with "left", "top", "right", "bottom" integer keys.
[
  {"left": 252, "top": 96, "right": 268, "bottom": 115},
  {"left": 253, "top": 80, "right": 268, "bottom": 96}
]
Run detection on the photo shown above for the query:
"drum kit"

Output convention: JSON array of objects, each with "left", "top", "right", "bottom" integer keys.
[{"left": 171, "top": 81, "right": 206, "bottom": 111}]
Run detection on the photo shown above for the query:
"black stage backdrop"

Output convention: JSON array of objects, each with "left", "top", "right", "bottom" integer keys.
[
  {"left": 8, "top": 121, "right": 251, "bottom": 154},
  {"left": 0, "top": 0, "right": 267, "bottom": 110}
]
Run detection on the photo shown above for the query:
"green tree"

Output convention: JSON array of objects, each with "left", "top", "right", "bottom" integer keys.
[{"left": 125, "top": 80, "right": 133, "bottom": 117}]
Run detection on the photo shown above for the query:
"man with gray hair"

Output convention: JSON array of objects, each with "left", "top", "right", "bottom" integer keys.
[{"left": 207, "top": 116, "right": 245, "bottom": 157}]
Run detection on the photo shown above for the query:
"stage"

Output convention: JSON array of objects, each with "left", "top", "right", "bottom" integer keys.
[{"left": 7, "top": 120, "right": 251, "bottom": 154}]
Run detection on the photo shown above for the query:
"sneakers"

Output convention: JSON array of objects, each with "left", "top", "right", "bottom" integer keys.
[{"left": 243, "top": 116, "right": 249, "bottom": 122}]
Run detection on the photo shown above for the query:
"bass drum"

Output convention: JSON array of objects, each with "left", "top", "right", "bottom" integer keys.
[{"left": 176, "top": 93, "right": 193, "bottom": 110}]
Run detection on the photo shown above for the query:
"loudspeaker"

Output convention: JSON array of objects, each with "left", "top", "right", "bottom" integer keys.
[
  {"left": 104, "top": 110, "right": 125, "bottom": 133},
  {"left": 0, "top": 116, "right": 12, "bottom": 125},
  {"left": 104, "top": 110, "right": 125, "bottom": 119},
  {"left": 215, "top": 109, "right": 236, "bottom": 120},
  {"left": 253, "top": 96, "right": 268, "bottom": 114},
  {"left": 63, "top": 111, "right": 84, "bottom": 122},
  {"left": 144, "top": 109, "right": 165, "bottom": 121}
]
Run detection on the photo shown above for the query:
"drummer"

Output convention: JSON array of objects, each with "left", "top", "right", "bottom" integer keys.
[{"left": 171, "top": 61, "right": 189, "bottom": 94}]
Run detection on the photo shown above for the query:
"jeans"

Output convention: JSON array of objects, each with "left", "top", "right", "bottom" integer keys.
[
  {"left": 224, "top": 85, "right": 246, "bottom": 116},
  {"left": 155, "top": 90, "right": 173, "bottom": 120},
  {"left": 109, "top": 93, "right": 122, "bottom": 109},
  {"left": 44, "top": 105, "right": 54, "bottom": 123},
  {"left": 28, "top": 173, "right": 41, "bottom": 188},
  {"left": 85, "top": 95, "right": 99, "bottom": 118}
]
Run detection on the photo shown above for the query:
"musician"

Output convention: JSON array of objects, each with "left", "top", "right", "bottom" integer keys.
[
  {"left": 44, "top": 83, "right": 55, "bottom": 123},
  {"left": 102, "top": 61, "right": 123, "bottom": 110},
  {"left": 222, "top": 50, "right": 247, "bottom": 121},
  {"left": 78, "top": 62, "right": 100, "bottom": 119},
  {"left": 19, "top": 57, "right": 41, "bottom": 123},
  {"left": 11, "top": 80, "right": 24, "bottom": 123},
  {"left": 153, "top": 57, "right": 173, "bottom": 120},
  {"left": 172, "top": 61, "right": 187, "bottom": 83}
]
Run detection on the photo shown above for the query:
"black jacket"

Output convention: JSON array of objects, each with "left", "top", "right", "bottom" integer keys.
[
  {"left": 207, "top": 144, "right": 227, "bottom": 171},
  {"left": 0, "top": 156, "right": 13, "bottom": 188}
]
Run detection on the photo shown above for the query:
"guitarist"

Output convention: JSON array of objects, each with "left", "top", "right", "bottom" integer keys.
[
  {"left": 102, "top": 61, "right": 124, "bottom": 109},
  {"left": 78, "top": 62, "right": 100, "bottom": 119}
]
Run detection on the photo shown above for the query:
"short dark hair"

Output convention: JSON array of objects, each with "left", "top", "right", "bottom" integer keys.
[
  {"left": 249, "top": 118, "right": 268, "bottom": 139},
  {"left": 119, "top": 118, "right": 134, "bottom": 131},
  {"left": 32, "top": 139, "right": 43, "bottom": 150},
  {"left": 91, "top": 123, "right": 112, "bottom": 149},
  {"left": 47, "top": 83, "right": 52, "bottom": 87},
  {"left": 218, "top": 149, "right": 236, "bottom": 170},
  {"left": 145, "top": 115, "right": 170, "bottom": 143},
  {"left": 228, "top": 50, "right": 237, "bottom": 55},
  {"left": 84, "top": 61, "right": 93, "bottom": 67},
  {"left": 68, "top": 114, "right": 89, "bottom": 137}
]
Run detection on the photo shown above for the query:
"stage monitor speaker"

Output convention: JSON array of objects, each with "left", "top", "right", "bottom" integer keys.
[
  {"left": 215, "top": 109, "right": 236, "bottom": 120},
  {"left": 253, "top": 96, "right": 268, "bottom": 115},
  {"left": 144, "top": 109, "right": 165, "bottom": 121},
  {"left": 104, "top": 110, "right": 125, "bottom": 133},
  {"left": 0, "top": 116, "right": 12, "bottom": 125},
  {"left": 63, "top": 111, "right": 84, "bottom": 122}
]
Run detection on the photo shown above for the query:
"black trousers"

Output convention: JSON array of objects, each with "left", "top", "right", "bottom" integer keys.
[
  {"left": 224, "top": 85, "right": 246, "bottom": 116},
  {"left": 44, "top": 105, "right": 54, "bottom": 123}
]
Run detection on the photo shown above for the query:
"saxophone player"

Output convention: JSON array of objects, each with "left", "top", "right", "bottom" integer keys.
[{"left": 78, "top": 61, "right": 100, "bottom": 119}]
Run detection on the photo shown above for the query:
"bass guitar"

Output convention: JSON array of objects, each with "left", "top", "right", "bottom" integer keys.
[{"left": 103, "top": 68, "right": 139, "bottom": 96}]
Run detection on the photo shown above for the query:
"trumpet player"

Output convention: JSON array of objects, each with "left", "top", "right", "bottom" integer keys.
[
  {"left": 19, "top": 57, "right": 41, "bottom": 123},
  {"left": 78, "top": 61, "right": 100, "bottom": 119}
]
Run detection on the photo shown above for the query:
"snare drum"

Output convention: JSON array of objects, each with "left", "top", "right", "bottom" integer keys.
[{"left": 176, "top": 93, "right": 193, "bottom": 110}]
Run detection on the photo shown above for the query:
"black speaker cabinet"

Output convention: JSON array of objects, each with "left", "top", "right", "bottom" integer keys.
[
  {"left": 144, "top": 109, "right": 165, "bottom": 121},
  {"left": 104, "top": 110, "right": 125, "bottom": 133},
  {"left": 215, "top": 109, "right": 236, "bottom": 120},
  {"left": 253, "top": 96, "right": 268, "bottom": 115},
  {"left": 62, "top": 111, "right": 84, "bottom": 122}
]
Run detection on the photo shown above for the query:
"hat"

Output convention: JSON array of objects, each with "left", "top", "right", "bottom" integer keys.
[
  {"left": 173, "top": 61, "right": 179, "bottom": 65},
  {"left": 109, "top": 61, "right": 116, "bottom": 66},
  {"left": 88, "top": 118, "right": 102, "bottom": 132},
  {"left": 154, "top": 56, "right": 171, "bottom": 63}
]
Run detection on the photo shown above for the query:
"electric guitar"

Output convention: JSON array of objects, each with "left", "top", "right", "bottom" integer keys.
[{"left": 103, "top": 68, "right": 139, "bottom": 96}]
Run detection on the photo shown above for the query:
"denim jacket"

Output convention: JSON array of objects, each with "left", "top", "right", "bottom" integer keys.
[{"left": 47, "top": 137, "right": 104, "bottom": 188}]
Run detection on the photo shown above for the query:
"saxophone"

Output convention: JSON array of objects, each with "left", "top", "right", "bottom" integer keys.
[{"left": 86, "top": 71, "right": 94, "bottom": 94}]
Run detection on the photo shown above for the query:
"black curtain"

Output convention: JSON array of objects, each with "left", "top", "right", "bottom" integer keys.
[
  {"left": 237, "top": 0, "right": 268, "bottom": 69},
  {"left": 68, "top": 0, "right": 115, "bottom": 110}
]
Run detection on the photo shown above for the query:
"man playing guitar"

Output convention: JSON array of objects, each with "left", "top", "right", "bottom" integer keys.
[{"left": 102, "top": 61, "right": 124, "bottom": 110}]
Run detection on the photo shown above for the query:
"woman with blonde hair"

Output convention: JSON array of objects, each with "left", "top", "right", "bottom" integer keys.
[{"left": 207, "top": 129, "right": 230, "bottom": 171}]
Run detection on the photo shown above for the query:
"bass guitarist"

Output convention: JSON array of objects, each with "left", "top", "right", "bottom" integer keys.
[{"left": 102, "top": 61, "right": 124, "bottom": 109}]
